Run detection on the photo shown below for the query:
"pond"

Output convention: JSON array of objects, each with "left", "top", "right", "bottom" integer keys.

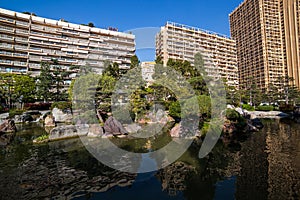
[{"left": 0, "top": 118, "right": 299, "bottom": 199}]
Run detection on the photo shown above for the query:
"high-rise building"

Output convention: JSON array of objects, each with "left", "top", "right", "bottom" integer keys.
[
  {"left": 156, "top": 21, "right": 239, "bottom": 87},
  {"left": 230, "top": 0, "right": 300, "bottom": 90},
  {"left": 0, "top": 8, "right": 135, "bottom": 83}
]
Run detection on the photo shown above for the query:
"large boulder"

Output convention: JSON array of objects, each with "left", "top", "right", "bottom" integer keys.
[
  {"left": 52, "top": 108, "right": 73, "bottom": 123},
  {"left": 44, "top": 115, "right": 55, "bottom": 127},
  {"left": 0, "top": 119, "right": 17, "bottom": 133},
  {"left": 124, "top": 123, "right": 142, "bottom": 134},
  {"left": 104, "top": 116, "right": 127, "bottom": 136},
  {"left": 49, "top": 124, "right": 88, "bottom": 140},
  {"left": 0, "top": 120, "right": 17, "bottom": 146},
  {"left": 170, "top": 123, "right": 181, "bottom": 138},
  {"left": 87, "top": 124, "right": 104, "bottom": 137}
]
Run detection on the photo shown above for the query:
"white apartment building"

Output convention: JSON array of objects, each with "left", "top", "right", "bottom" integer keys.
[
  {"left": 156, "top": 22, "right": 239, "bottom": 87},
  {"left": 141, "top": 61, "right": 155, "bottom": 84},
  {"left": 0, "top": 8, "right": 135, "bottom": 82}
]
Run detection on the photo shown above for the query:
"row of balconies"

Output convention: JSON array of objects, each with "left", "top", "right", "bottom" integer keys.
[{"left": 0, "top": 51, "right": 27, "bottom": 57}]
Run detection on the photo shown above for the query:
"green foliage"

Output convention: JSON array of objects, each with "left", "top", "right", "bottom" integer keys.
[
  {"left": 129, "top": 88, "right": 151, "bottom": 121},
  {"left": 0, "top": 73, "right": 36, "bottom": 108},
  {"left": 130, "top": 55, "right": 139, "bottom": 69},
  {"left": 225, "top": 109, "right": 241, "bottom": 121},
  {"left": 200, "top": 122, "right": 210, "bottom": 136},
  {"left": 197, "top": 95, "right": 211, "bottom": 117},
  {"left": 14, "top": 74, "right": 36, "bottom": 103},
  {"left": 188, "top": 76, "right": 209, "bottom": 95},
  {"left": 155, "top": 56, "right": 163, "bottom": 65},
  {"left": 169, "top": 101, "right": 181, "bottom": 119},
  {"left": 36, "top": 62, "right": 53, "bottom": 102},
  {"left": 103, "top": 62, "right": 120, "bottom": 79},
  {"left": 96, "top": 74, "right": 116, "bottom": 114},
  {"left": 242, "top": 104, "right": 255, "bottom": 111},
  {"left": 51, "top": 101, "right": 72, "bottom": 111},
  {"left": 35, "top": 134, "right": 49, "bottom": 142},
  {"left": 9, "top": 109, "right": 25, "bottom": 118},
  {"left": 256, "top": 105, "right": 274, "bottom": 111}
]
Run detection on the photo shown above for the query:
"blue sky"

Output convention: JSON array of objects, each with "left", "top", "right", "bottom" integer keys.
[{"left": 0, "top": 0, "right": 244, "bottom": 61}]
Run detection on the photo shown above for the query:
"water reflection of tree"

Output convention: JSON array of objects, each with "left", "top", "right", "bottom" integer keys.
[{"left": 154, "top": 142, "right": 237, "bottom": 199}]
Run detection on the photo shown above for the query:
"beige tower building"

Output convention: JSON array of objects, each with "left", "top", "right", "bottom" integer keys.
[
  {"left": 156, "top": 22, "right": 239, "bottom": 87},
  {"left": 230, "top": 0, "right": 300, "bottom": 90},
  {"left": 0, "top": 8, "right": 135, "bottom": 83}
]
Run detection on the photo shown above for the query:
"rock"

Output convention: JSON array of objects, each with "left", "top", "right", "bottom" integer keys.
[
  {"left": 104, "top": 116, "right": 127, "bottom": 136},
  {"left": 22, "top": 114, "right": 34, "bottom": 123},
  {"left": 0, "top": 120, "right": 16, "bottom": 146},
  {"left": 0, "top": 113, "right": 9, "bottom": 124},
  {"left": 87, "top": 124, "right": 104, "bottom": 137},
  {"left": 44, "top": 115, "right": 55, "bottom": 127},
  {"left": 170, "top": 123, "right": 181, "bottom": 137},
  {"left": 52, "top": 108, "right": 73, "bottom": 123},
  {"left": 235, "top": 107, "right": 245, "bottom": 116},
  {"left": 227, "top": 105, "right": 235, "bottom": 109},
  {"left": 124, "top": 123, "right": 142, "bottom": 134},
  {"left": 49, "top": 124, "right": 88, "bottom": 140},
  {"left": 0, "top": 119, "right": 17, "bottom": 133},
  {"left": 251, "top": 118, "right": 264, "bottom": 129}
]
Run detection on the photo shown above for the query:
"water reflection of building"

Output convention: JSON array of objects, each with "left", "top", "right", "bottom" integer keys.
[
  {"left": 235, "top": 119, "right": 300, "bottom": 200},
  {"left": 235, "top": 125, "right": 269, "bottom": 200},
  {"left": 0, "top": 139, "right": 137, "bottom": 199},
  {"left": 265, "top": 119, "right": 300, "bottom": 199},
  {"left": 156, "top": 161, "right": 196, "bottom": 196}
]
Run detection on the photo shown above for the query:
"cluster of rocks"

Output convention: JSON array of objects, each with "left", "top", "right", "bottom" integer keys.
[
  {"left": 0, "top": 119, "right": 17, "bottom": 146},
  {"left": 42, "top": 116, "right": 129, "bottom": 142}
]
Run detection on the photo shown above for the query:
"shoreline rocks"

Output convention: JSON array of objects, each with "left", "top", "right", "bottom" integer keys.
[{"left": 0, "top": 119, "right": 17, "bottom": 146}]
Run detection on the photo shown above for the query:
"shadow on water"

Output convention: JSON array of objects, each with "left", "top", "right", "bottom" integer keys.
[{"left": 0, "top": 119, "right": 299, "bottom": 199}]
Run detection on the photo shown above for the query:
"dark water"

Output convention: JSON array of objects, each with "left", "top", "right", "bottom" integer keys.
[{"left": 0, "top": 119, "right": 299, "bottom": 200}]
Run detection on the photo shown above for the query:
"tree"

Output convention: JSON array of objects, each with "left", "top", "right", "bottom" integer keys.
[
  {"left": 52, "top": 60, "right": 69, "bottom": 101},
  {"left": 88, "top": 22, "right": 95, "bottom": 27},
  {"left": 155, "top": 56, "right": 163, "bottom": 65},
  {"left": 36, "top": 62, "right": 53, "bottom": 102},
  {"left": 0, "top": 73, "right": 15, "bottom": 108},
  {"left": 103, "top": 62, "right": 120, "bottom": 79},
  {"left": 130, "top": 55, "right": 139, "bottom": 69},
  {"left": 14, "top": 75, "right": 36, "bottom": 107}
]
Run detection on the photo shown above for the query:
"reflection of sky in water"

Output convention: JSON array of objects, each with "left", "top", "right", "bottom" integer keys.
[
  {"left": 125, "top": 27, "right": 160, "bottom": 62},
  {"left": 138, "top": 153, "right": 157, "bottom": 172},
  {"left": 214, "top": 176, "right": 236, "bottom": 200},
  {"left": 76, "top": 172, "right": 184, "bottom": 200}
]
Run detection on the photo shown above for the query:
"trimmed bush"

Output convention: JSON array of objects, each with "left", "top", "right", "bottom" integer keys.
[
  {"left": 256, "top": 105, "right": 274, "bottom": 111},
  {"left": 242, "top": 104, "right": 255, "bottom": 111},
  {"left": 51, "top": 101, "right": 72, "bottom": 111},
  {"left": 226, "top": 109, "right": 241, "bottom": 121},
  {"left": 9, "top": 109, "right": 25, "bottom": 118}
]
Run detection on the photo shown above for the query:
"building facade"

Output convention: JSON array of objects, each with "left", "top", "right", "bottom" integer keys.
[
  {"left": 141, "top": 61, "right": 155, "bottom": 85},
  {"left": 230, "top": 0, "right": 300, "bottom": 90},
  {"left": 156, "top": 21, "right": 239, "bottom": 87},
  {"left": 0, "top": 8, "right": 135, "bottom": 82}
]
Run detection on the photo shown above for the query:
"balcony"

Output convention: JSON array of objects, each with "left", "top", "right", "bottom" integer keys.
[
  {"left": 0, "top": 17, "right": 15, "bottom": 24},
  {"left": 0, "top": 59, "right": 13, "bottom": 65},
  {"left": 16, "top": 21, "right": 29, "bottom": 27},
  {"left": 0, "top": 26, "right": 14, "bottom": 34}
]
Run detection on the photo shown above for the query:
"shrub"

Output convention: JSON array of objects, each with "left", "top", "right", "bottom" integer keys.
[
  {"left": 51, "top": 101, "right": 72, "bottom": 111},
  {"left": 279, "top": 104, "right": 294, "bottom": 112},
  {"left": 169, "top": 101, "right": 181, "bottom": 119},
  {"left": 35, "top": 134, "right": 49, "bottom": 142},
  {"left": 256, "top": 105, "right": 274, "bottom": 111},
  {"left": 9, "top": 109, "right": 25, "bottom": 118},
  {"left": 226, "top": 109, "right": 241, "bottom": 121},
  {"left": 24, "top": 102, "right": 51, "bottom": 110},
  {"left": 242, "top": 104, "right": 255, "bottom": 111}
]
